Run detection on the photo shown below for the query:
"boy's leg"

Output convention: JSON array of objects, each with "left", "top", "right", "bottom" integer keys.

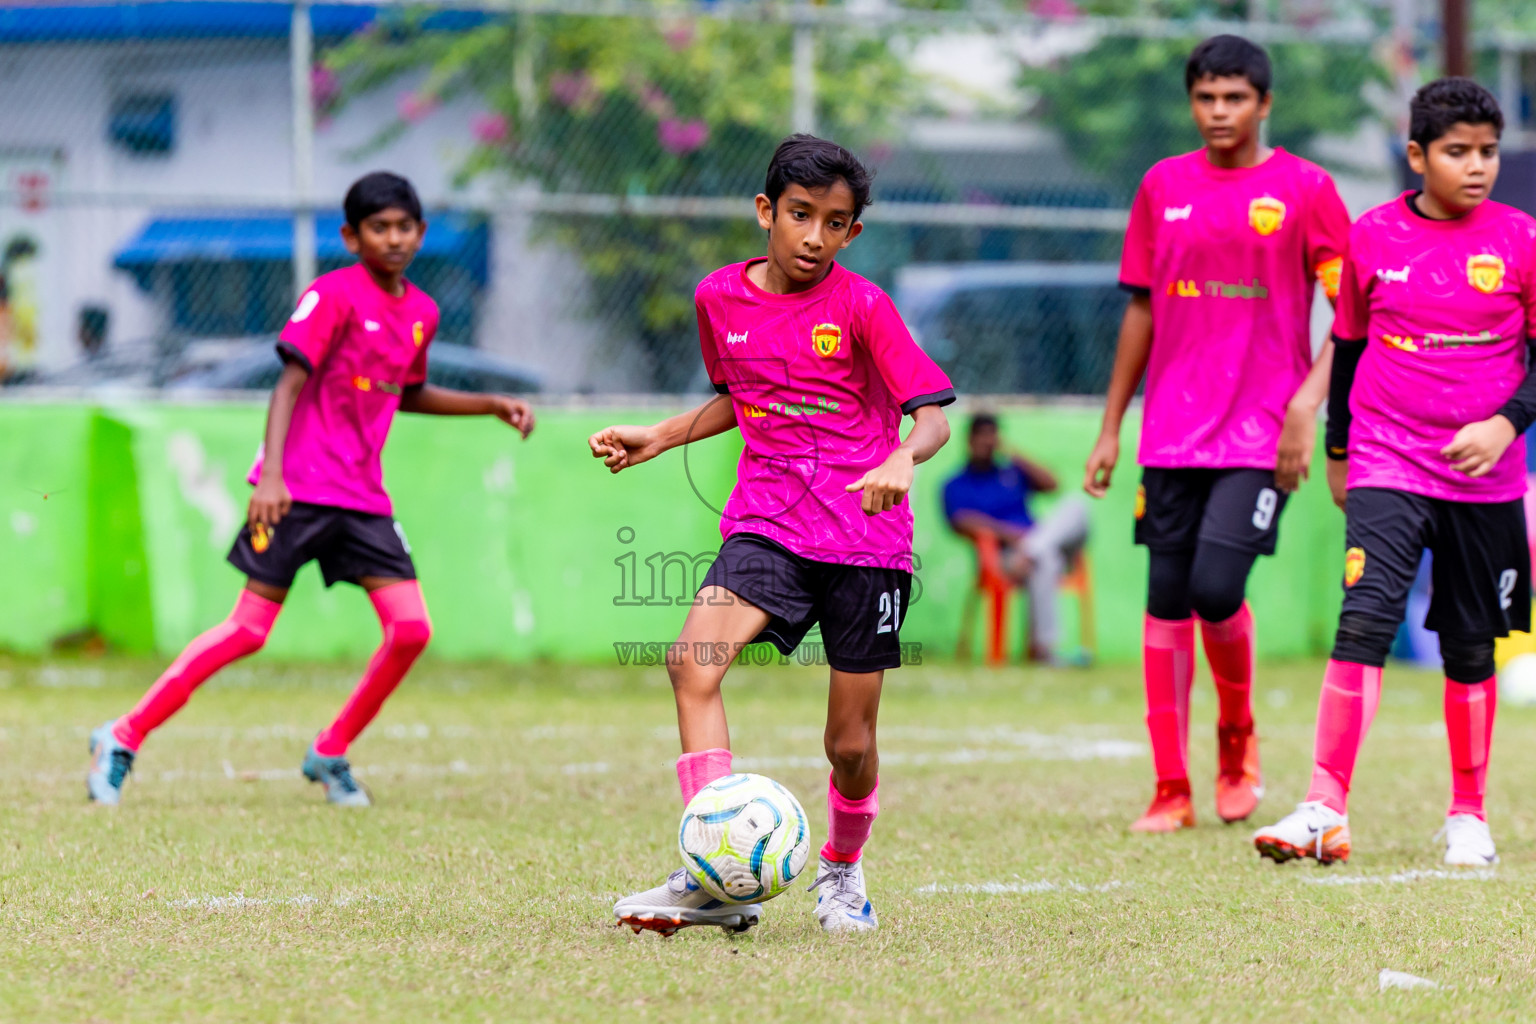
[
  {"left": 1137, "top": 549, "right": 1197, "bottom": 832},
  {"left": 116, "top": 581, "right": 286, "bottom": 751},
  {"left": 1020, "top": 494, "right": 1090, "bottom": 660},
  {"left": 823, "top": 668, "right": 883, "bottom": 859},
  {"left": 311, "top": 577, "right": 431, "bottom": 758},
  {"left": 1441, "top": 635, "right": 1496, "bottom": 822},
  {"left": 88, "top": 581, "right": 284, "bottom": 805}
]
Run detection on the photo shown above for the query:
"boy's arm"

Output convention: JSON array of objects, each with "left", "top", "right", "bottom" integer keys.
[
  {"left": 1275, "top": 339, "right": 1334, "bottom": 493},
  {"left": 845, "top": 404, "right": 951, "bottom": 516},
  {"left": 399, "top": 384, "right": 535, "bottom": 438},
  {"left": 249, "top": 361, "right": 309, "bottom": 528},
  {"left": 1083, "top": 294, "right": 1152, "bottom": 497},
  {"left": 589, "top": 396, "right": 737, "bottom": 474}
]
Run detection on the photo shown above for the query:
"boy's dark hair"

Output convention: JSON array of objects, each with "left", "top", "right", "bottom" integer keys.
[
  {"left": 969, "top": 412, "right": 999, "bottom": 438},
  {"left": 1185, "top": 35, "right": 1271, "bottom": 96},
  {"left": 764, "top": 134, "right": 874, "bottom": 221},
  {"left": 343, "top": 171, "right": 423, "bottom": 229},
  {"left": 1410, "top": 77, "right": 1504, "bottom": 151}
]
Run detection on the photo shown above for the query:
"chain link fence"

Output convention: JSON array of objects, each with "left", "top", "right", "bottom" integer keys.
[{"left": 1, "top": 0, "right": 1515, "bottom": 396}]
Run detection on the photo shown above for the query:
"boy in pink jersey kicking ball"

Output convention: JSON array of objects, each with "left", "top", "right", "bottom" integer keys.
[
  {"left": 589, "top": 136, "right": 953, "bottom": 935},
  {"left": 1084, "top": 35, "right": 1351, "bottom": 833},
  {"left": 87, "top": 172, "right": 535, "bottom": 807},
  {"left": 1254, "top": 79, "right": 1534, "bottom": 867}
]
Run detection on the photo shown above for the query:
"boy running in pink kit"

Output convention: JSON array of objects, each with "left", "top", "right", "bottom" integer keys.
[
  {"left": 1084, "top": 36, "right": 1351, "bottom": 832},
  {"left": 1254, "top": 79, "right": 1534, "bottom": 867},
  {"left": 87, "top": 172, "right": 535, "bottom": 807},
  {"left": 590, "top": 136, "right": 953, "bottom": 935}
]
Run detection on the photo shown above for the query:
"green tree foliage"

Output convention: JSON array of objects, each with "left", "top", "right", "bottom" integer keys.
[
  {"left": 1021, "top": 34, "right": 1387, "bottom": 201},
  {"left": 325, "top": 11, "right": 914, "bottom": 390}
]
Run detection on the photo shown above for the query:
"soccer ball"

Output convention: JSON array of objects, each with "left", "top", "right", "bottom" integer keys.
[
  {"left": 679, "top": 773, "right": 810, "bottom": 904},
  {"left": 1499, "top": 652, "right": 1536, "bottom": 707}
]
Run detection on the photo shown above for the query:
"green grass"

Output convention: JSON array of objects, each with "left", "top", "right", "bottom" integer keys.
[{"left": 2, "top": 655, "right": 1534, "bottom": 1022}]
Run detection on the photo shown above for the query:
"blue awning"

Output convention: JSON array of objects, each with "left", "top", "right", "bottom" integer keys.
[
  {"left": 0, "top": 4, "right": 489, "bottom": 43},
  {"left": 113, "top": 211, "right": 488, "bottom": 289}
]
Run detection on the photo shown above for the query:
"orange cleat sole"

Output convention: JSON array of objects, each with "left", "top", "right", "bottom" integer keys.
[{"left": 1253, "top": 829, "right": 1350, "bottom": 865}]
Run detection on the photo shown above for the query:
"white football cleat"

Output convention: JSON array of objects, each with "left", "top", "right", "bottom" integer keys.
[
  {"left": 808, "top": 856, "right": 877, "bottom": 934},
  {"left": 1252, "top": 800, "right": 1351, "bottom": 864},
  {"left": 1440, "top": 813, "right": 1498, "bottom": 867},
  {"left": 614, "top": 868, "right": 762, "bottom": 937}
]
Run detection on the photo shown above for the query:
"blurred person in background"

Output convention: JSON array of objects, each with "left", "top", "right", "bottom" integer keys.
[
  {"left": 1081, "top": 35, "right": 1351, "bottom": 834},
  {"left": 944, "top": 412, "right": 1089, "bottom": 665}
]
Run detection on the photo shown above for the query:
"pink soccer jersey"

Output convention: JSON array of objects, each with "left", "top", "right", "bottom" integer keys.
[
  {"left": 247, "top": 263, "right": 439, "bottom": 516},
  {"left": 1333, "top": 193, "right": 1536, "bottom": 502},
  {"left": 1120, "top": 147, "right": 1350, "bottom": 469},
  {"left": 696, "top": 259, "right": 955, "bottom": 569}
]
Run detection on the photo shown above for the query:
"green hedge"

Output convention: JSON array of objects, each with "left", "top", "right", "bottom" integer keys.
[{"left": 0, "top": 402, "right": 1345, "bottom": 664}]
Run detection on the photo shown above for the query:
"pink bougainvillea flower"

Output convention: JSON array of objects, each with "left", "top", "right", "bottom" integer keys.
[
  {"left": 397, "top": 91, "right": 439, "bottom": 123},
  {"left": 471, "top": 112, "right": 510, "bottom": 145},
  {"left": 1028, "top": 0, "right": 1081, "bottom": 18},
  {"left": 549, "top": 70, "right": 596, "bottom": 110},
  {"left": 637, "top": 83, "right": 675, "bottom": 119},
  {"left": 311, "top": 65, "right": 340, "bottom": 110},
  {"left": 662, "top": 21, "right": 695, "bottom": 51},
  {"left": 658, "top": 118, "right": 709, "bottom": 156}
]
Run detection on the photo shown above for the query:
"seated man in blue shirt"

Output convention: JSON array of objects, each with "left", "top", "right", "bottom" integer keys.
[{"left": 944, "top": 413, "right": 1090, "bottom": 663}]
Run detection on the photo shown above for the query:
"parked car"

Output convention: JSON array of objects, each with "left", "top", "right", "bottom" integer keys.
[{"left": 893, "top": 262, "right": 1124, "bottom": 396}]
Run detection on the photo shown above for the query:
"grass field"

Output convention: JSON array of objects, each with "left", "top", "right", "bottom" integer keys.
[{"left": 3, "top": 654, "right": 1534, "bottom": 1022}]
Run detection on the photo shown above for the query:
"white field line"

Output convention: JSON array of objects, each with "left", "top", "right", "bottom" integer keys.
[
  {"left": 1302, "top": 868, "right": 1498, "bottom": 886},
  {"left": 916, "top": 880, "right": 1129, "bottom": 895},
  {"left": 169, "top": 894, "right": 390, "bottom": 909}
]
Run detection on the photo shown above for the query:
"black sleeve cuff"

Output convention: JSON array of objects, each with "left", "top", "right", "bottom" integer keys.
[
  {"left": 712, "top": 381, "right": 730, "bottom": 395},
  {"left": 901, "top": 387, "right": 957, "bottom": 415},
  {"left": 1118, "top": 281, "right": 1152, "bottom": 297},
  {"left": 275, "top": 341, "right": 314, "bottom": 374},
  {"left": 1325, "top": 338, "right": 1366, "bottom": 459},
  {"left": 1495, "top": 338, "right": 1536, "bottom": 435}
]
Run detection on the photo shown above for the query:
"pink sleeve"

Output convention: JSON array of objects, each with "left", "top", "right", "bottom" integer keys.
[
  {"left": 864, "top": 291, "right": 955, "bottom": 413},
  {"left": 404, "top": 314, "right": 436, "bottom": 388},
  {"left": 696, "top": 291, "right": 727, "bottom": 393},
  {"left": 277, "top": 280, "right": 343, "bottom": 372},
  {"left": 1306, "top": 175, "right": 1351, "bottom": 301},
  {"left": 1330, "top": 229, "right": 1370, "bottom": 342},
  {"left": 1118, "top": 177, "right": 1155, "bottom": 291}
]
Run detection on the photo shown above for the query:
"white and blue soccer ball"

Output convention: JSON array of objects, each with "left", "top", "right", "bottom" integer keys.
[{"left": 678, "top": 773, "right": 811, "bottom": 904}]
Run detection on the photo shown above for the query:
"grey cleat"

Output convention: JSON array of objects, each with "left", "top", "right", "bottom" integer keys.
[
  {"left": 808, "top": 856, "right": 878, "bottom": 934},
  {"left": 87, "top": 722, "right": 135, "bottom": 805},
  {"left": 614, "top": 868, "right": 762, "bottom": 937},
  {"left": 301, "top": 746, "right": 371, "bottom": 807}
]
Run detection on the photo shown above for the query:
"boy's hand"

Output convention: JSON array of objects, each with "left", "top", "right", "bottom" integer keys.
[
  {"left": 589, "top": 425, "right": 664, "bottom": 473},
  {"left": 249, "top": 475, "right": 292, "bottom": 529},
  {"left": 1275, "top": 400, "right": 1316, "bottom": 493},
  {"left": 493, "top": 396, "right": 536, "bottom": 439},
  {"left": 1326, "top": 458, "right": 1348, "bottom": 510},
  {"left": 846, "top": 449, "right": 915, "bottom": 516},
  {"left": 1083, "top": 433, "right": 1119, "bottom": 498},
  {"left": 1443, "top": 415, "right": 1517, "bottom": 478}
]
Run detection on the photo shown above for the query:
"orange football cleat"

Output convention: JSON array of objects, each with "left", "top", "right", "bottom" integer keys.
[
  {"left": 1131, "top": 779, "right": 1195, "bottom": 833},
  {"left": 1215, "top": 723, "right": 1265, "bottom": 824},
  {"left": 1252, "top": 801, "right": 1351, "bottom": 865}
]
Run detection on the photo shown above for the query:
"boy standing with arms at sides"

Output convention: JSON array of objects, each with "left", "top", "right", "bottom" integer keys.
[
  {"left": 1083, "top": 35, "right": 1352, "bottom": 833},
  {"left": 87, "top": 172, "right": 535, "bottom": 807},
  {"left": 589, "top": 135, "right": 953, "bottom": 936},
  {"left": 1254, "top": 79, "right": 1534, "bottom": 867}
]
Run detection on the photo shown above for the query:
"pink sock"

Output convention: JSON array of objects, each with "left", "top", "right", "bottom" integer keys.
[
  {"left": 1144, "top": 616, "right": 1195, "bottom": 783},
  {"left": 1445, "top": 677, "right": 1496, "bottom": 820},
  {"left": 313, "top": 581, "right": 431, "bottom": 757},
  {"left": 822, "top": 774, "right": 879, "bottom": 863},
  {"left": 676, "top": 748, "right": 733, "bottom": 804},
  {"left": 114, "top": 590, "right": 281, "bottom": 750},
  {"left": 1305, "top": 659, "right": 1383, "bottom": 814},
  {"left": 1201, "top": 603, "right": 1254, "bottom": 730}
]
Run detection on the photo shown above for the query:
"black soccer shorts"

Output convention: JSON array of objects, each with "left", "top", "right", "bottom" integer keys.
[
  {"left": 699, "top": 533, "right": 912, "bottom": 673},
  {"left": 1134, "top": 467, "right": 1288, "bottom": 555},
  {"left": 228, "top": 501, "right": 417, "bottom": 589},
  {"left": 1340, "top": 487, "right": 1530, "bottom": 638}
]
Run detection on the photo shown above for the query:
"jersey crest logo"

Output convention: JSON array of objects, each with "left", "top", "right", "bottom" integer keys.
[
  {"left": 1344, "top": 547, "right": 1366, "bottom": 588},
  {"left": 1468, "top": 254, "right": 1505, "bottom": 294},
  {"left": 412, "top": 321, "right": 425, "bottom": 347},
  {"left": 811, "top": 323, "right": 842, "bottom": 358},
  {"left": 1317, "top": 256, "right": 1344, "bottom": 299},
  {"left": 1134, "top": 485, "right": 1146, "bottom": 521},
  {"left": 1249, "top": 197, "right": 1286, "bottom": 236},
  {"left": 251, "top": 522, "right": 272, "bottom": 554}
]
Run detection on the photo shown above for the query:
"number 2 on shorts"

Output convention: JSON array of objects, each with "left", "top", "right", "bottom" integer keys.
[
  {"left": 876, "top": 589, "right": 902, "bottom": 634},
  {"left": 1499, "top": 568, "right": 1518, "bottom": 610}
]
